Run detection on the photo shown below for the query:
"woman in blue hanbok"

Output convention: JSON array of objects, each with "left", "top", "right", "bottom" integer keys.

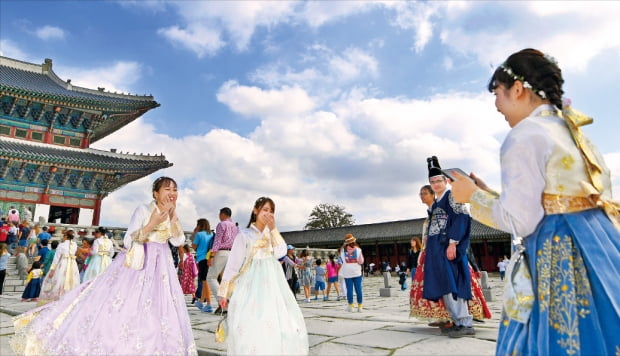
[
  {"left": 451, "top": 48, "right": 619, "bottom": 356},
  {"left": 218, "top": 197, "right": 308, "bottom": 355}
]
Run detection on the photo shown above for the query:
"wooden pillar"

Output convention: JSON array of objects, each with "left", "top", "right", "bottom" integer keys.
[
  {"left": 375, "top": 241, "right": 380, "bottom": 267},
  {"left": 92, "top": 198, "right": 102, "bottom": 226},
  {"left": 393, "top": 241, "right": 399, "bottom": 266}
]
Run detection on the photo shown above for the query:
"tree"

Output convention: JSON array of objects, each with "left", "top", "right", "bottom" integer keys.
[{"left": 304, "top": 203, "right": 355, "bottom": 230}]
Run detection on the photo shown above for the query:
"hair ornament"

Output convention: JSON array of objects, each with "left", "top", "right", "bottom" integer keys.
[{"left": 499, "top": 63, "right": 546, "bottom": 100}]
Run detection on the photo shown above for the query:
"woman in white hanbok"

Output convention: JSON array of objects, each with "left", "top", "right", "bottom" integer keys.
[
  {"left": 38, "top": 229, "right": 80, "bottom": 305},
  {"left": 218, "top": 197, "right": 308, "bottom": 355},
  {"left": 82, "top": 227, "right": 114, "bottom": 282}
]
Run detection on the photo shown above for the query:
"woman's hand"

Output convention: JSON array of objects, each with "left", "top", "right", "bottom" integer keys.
[
  {"left": 219, "top": 298, "right": 228, "bottom": 310},
  {"left": 48, "top": 270, "right": 55, "bottom": 278},
  {"left": 470, "top": 173, "right": 492, "bottom": 193},
  {"left": 148, "top": 207, "right": 169, "bottom": 227},
  {"left": 449, "top": 171, "right": 479, "bottom": 203},
  {"left": 258, "top": 211, "right": 276, "bottom": 230}
]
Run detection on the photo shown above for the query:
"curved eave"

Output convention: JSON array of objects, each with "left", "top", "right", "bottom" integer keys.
[{"left": 0, "top": 137, "right": 172, "bottom": 172}]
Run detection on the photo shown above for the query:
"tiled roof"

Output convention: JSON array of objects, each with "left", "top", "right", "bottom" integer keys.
[
  {"left": 281, "top": 218, "right": 509, "bottom": 247},
  {"left": 0, "top": 136, "right": 171, "bottom": 172},
  {"left": 0, "top": 56, "right": 158, "bottom": 111}
]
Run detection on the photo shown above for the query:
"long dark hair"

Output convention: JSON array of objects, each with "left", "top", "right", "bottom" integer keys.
[
  {"left": 246, "top": 196, "right": 275, "bottom": 228},
  {"left": 196, "top": 218, "right": 210, "bottom": 232},
  {"left": 488, "top": 48, "right": 564, "bottom": 109}
]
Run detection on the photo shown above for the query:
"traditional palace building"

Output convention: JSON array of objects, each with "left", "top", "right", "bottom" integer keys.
[
  {"left": 282, "top": 218, "right": 510, "bottom": 272},
  {"left": 0, "top": 56, "right": 171, "bottom": 225}
]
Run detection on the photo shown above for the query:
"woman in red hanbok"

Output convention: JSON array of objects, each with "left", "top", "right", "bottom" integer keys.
[
  {"left": 410, "top": 185, "right": 491, "bottom": 325},
  {"left": 180, "top": 244, "right": 198, "bottom": 296}
]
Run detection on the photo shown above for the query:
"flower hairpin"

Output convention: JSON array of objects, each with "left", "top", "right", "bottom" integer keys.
[{"left": 500, "top": 64, "right": 546, "bottom": 99}]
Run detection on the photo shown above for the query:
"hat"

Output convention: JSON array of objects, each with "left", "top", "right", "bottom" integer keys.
[
  {"left": 287, "top": 245, "right": 295, "bottom": 250},
  {"left": 344, "top": 233, "right": 356, "bottom": 244},
  {"left": 427, "top": 156, "right": 443, "bottom": 178}
]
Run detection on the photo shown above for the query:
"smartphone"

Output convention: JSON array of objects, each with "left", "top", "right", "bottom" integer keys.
[{"left": 441, "top": 168, "right": 476, "bottom": 183}]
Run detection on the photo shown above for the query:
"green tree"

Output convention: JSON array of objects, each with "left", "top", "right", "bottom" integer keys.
[{"left": 304, "top": 203, "right": 355, "bottom": 230}]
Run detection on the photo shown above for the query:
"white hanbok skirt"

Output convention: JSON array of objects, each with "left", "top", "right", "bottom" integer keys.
[{"left": 227, "top": 255, "right": 308, "bottom": 355}]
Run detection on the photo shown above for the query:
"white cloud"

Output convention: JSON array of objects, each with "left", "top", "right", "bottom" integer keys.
[
  {"left": 0, "top": 39, "right": 30, "bottom": 60},
  {"left": 299, "top": 1, "right": 377, "bottom": 28},
  {"left": 53, "top": 61, "right": 144, "bottom": 95},
  {"left": 216, "top": 80, "right": 316, "bottom": 119},
  {"left": 157, "top": 24, "right": 224, "bottom": 58},
  {"left": 34, "top": 25, "right": 66, "bottom": 40},
  {"left": 160, "top": 1, "right": 297, "bottom": 55}
]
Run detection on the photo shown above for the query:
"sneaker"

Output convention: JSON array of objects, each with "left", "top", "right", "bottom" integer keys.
[
  {"left": 202, "top": 304, "right": 214, "bottom": 313},
  {"left": 357, "top": 304, "right": 363, "bottom": 312},
  {"left": 31, "top": 298, "right": 38, "bottom": 302},
  {"left": 346, "top": 304, "right": 355, "bottom": 312},
  {"left": 440, "top": 324, "right": 458, "bottom": 335},
  {"left": 447, "top": 325, "right": 476, "bottom": 338},
  {"left": 304, "top": 299, "right": 310, "bottom": 303},
  {"left": 312, "top": 296, "right": 318, "bottom": 301},
  {"left": 193, "top": 301, "right": 204, "bottom": 310},
  {"left": 323, "top": 296, "right": 328, "bottom": 301},
  {"left": 337, "top": 296, "right": 341, "bottom": 301}
]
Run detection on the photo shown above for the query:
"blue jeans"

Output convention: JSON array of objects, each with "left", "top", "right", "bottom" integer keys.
[{"left": 345, "top": 276, "right": 363, "bottom": 304}]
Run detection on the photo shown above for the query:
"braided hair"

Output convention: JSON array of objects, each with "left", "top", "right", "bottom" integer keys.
[{"left": 488, "top": 48, "right": 564, "bottom": 109}]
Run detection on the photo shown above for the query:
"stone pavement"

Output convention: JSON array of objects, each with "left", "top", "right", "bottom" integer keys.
[{"left": 1, "top": 274, "right": 505, "bottom": 355}]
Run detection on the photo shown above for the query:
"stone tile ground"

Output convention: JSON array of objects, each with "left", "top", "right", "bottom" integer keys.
[{"left": 0, "top": 273, "right": 505, "bottom": 355}]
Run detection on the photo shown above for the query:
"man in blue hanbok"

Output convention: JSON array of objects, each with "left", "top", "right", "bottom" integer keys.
[{"left": 423, "top": 156, "right": 474, "bottom": 338}]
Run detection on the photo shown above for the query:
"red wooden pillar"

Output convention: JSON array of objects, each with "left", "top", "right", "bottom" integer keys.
[
  {"left": 375, "top": 241, "right": 380, "bottom": 267},
  {"left": 92, "top": 198, "right": 102, "bottom": 226}
]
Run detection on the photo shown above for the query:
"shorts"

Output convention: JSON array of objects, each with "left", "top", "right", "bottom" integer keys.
[
  {"left": 198, "top": 259, "right": 209, "bottom": 281},
  {"left": 327, "top": 276, "right": 338, "bottom": 283},
  {"left": 314, "top": 281, "right": 326, "bottom": 291},
  {"left": 18, "top": 239, "right": 28, "bottom": 247}
]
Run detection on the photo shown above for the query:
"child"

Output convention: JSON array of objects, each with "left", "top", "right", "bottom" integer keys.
[
  {"left": 325, "top": 254, "right": 341, "bottom": 301},
  {"left": 180, "top": 244, "right": 198, "bottom": 298},
  {"left": 22, "top": 261, "right": 43, "bottom": 302},
  {"left": 312, "top": 259, "right": 327, "bottom": 301},
  {"left": 398, "top": 266, "right": 407, "bottom": 291}
]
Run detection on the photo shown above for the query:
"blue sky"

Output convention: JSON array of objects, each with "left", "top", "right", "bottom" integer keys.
[{"left": 2, "top": 1, "right": 619, "bottom": 232}]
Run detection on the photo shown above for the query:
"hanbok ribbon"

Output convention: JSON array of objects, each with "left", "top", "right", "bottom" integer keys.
[
  {"left": 63, "top": 254, "right": 77, "bottom": 291},
  {"left": 558, "top": 105, "right": 620, "bottom": 231}
]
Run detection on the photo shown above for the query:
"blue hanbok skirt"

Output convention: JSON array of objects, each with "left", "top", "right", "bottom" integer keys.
[
  {"left": 22, "top": 278, "right": 42, "bottom": 299},
  {"left": 497, "top": 208, "right": 620, "bottom": 356}
]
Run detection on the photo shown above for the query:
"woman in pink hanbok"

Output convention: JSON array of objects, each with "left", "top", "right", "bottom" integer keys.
[{"left": 11, "top": 177, "right": 196, "bottom": 356}]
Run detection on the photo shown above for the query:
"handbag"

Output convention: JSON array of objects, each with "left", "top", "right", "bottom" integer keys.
[
  {"left": 124, "top": 241, "right": 145, "bottom": 270},
  {"left": 215, "top": 310, "right": 228, "bottom": 343},
  {"left": 502, "top": 217, "right": 535, "bottom": 323}
]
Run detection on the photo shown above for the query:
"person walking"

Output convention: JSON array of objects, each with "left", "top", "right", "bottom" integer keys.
[
  {"left": 10, "top": 176, "right": 196, "bottom": 355},
  {"left": 341, "top": 234, "right": 364, "bottom": 312},
  {"left": 207, "top": 207, "right": 238, "bottom": 314},
  {"left": 450, "top": 48, "right": 620, "bottom": 356},
  {"left": 218, "top": 197, "right": 308, "bottom": 355},
  {"left": 192, "top": 218, "right": 215, "bottom": 312},
  {"left": 38, "top": 229, "right": 80, "bottom": 304},
  {"left": 422, "top": 157, "right": 475, "bottom": 338}
]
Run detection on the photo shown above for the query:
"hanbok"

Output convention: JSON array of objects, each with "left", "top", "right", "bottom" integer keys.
[
  {"left": 21, "top": 269, "right": 43, "bottom": 300},
  {"left": 410, "top": 249, "right": 491, "bottom": 321},
  {"left": 469, "top": 105, "right": 620, "bottom": 355},
  {"left": 180, "top": 252, "right": 198, "bottom": 295},
  {"left": 10, "top": 201, "right": 197, "bottom": 356},
  {"left": 218, "top": 225, "right": 308, "bottom": 355},
  {"left": 82, "top": 236, "right": 114, "bottom": 283},
  {"left": 38, "top": 239, "right": 79, "bottom": 304}
]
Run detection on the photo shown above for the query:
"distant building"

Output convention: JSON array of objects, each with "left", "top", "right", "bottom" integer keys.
[
  {"left": 0, "top": 56, "right": 171, "bottom": 225},
  {"left": 282, "top": 218, "right": 510, "bottom": 272}
]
